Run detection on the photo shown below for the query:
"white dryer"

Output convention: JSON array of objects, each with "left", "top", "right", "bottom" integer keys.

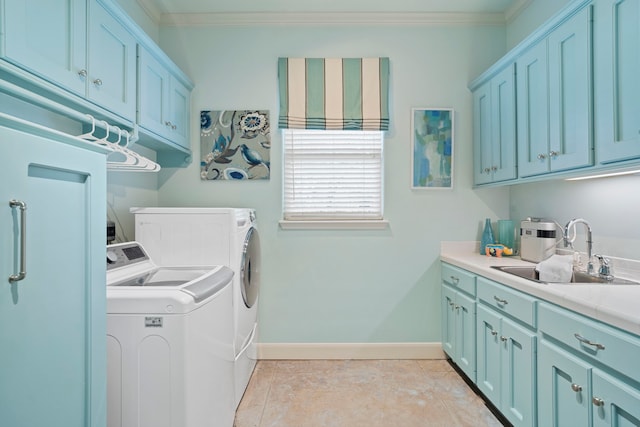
[
  {"left": 132, "top": 207, "right": 260, "bottom": 407},
  {"left": 106, "top": 241, "right": 236, "bottom": 427}
]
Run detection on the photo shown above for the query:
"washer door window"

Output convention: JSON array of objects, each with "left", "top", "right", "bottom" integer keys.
[{"left": 241, "top": 227, "right": 260, "bottom": 308}]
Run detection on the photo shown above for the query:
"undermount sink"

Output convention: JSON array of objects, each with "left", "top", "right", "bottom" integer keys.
[{"left": 491, "top": 265, "right": 640, "bottom": 285}]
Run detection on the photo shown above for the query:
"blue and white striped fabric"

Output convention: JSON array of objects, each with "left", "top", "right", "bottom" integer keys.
[{"left": 278, "top": 57, "right": 390, "bottom": 131}]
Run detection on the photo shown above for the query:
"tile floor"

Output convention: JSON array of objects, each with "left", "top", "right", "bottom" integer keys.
[{"left": 234, "top": 359, "right": 504, "bottom": 427}]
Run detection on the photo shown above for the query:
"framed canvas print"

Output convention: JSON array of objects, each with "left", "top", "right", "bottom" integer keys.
[
  {"left": 411, "top": 108, "right": 453, "bottom": 189},
  {"left": 200, "top": 110, "right": 271, "bottom": 180}
]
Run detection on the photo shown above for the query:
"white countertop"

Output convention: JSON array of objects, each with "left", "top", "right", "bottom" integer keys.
[{"left": 440, "top": 241, "right": 640, "bottom": 337}]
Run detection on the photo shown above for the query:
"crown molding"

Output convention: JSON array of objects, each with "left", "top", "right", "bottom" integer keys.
[
  {"left": 136, "top": 0, "right": 163, "bottom": 23},
  {"left": 159, "top": 11, "right": 507, "bottom": 27},
  {"left": 505, "top": 0, "right": 533, "bottom": 22}
]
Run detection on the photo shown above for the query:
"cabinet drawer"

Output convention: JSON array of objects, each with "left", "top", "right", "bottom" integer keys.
[
  {"left": 441, "top": 263, "right": 476, "bottom": 296},
  {"left": 539, "top": 302, "right": 640, "bottom": 383},
  {"left": 477, "top": 277, "right": 537, "bottom": 327}
]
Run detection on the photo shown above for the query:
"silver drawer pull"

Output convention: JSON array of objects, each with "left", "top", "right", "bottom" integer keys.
[
  {"left": 574, "top": 333, "right": 605, "bottom": 350},
  {"left": 500, "top": 336, "right": 508, "bottom": 342},
  {"left": 494, "top": 296, "right": 508, "bottom": 305},
  {"left": 9, "top": 200, "right": 27, "bottom": 283},
  {"left": 571, "top": 383, "right": 582, "bottom": 393},
  {"left": 491, "top": 331, "right": 498, "bottom": 336},
  {"left": 592, "top": 397, "right": 605, "bottom": 407},
  {"left": 449, "top": 301, "right": 455, "bottom": 307},
  {"left": 450, "top": 275, "right": 459, "bottom": 284}
]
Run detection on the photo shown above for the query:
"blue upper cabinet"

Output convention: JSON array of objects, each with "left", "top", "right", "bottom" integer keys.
[
  {"left": 473, "top": 64, "right": 517, "bottom": 185},
  {"left": 517, "top": 6, "right": 593, "bottom": 177},
  {"left": 88, "top": 0, "right": 137, "bottom": 121},
  {"left": 516, "top": 40, "right": 550, "bottom": 177},
  {"left": 138, "top": 46, "right": 192, "bottom": 152},
  {"left": 1, "top": 0, "right": 87, "bottom": 96},
  {"left": 1, "top": 0, "right": 136, "bottom": 122},
  {"left": 594, "top": 0, "right": 640, "bottom": 164}
]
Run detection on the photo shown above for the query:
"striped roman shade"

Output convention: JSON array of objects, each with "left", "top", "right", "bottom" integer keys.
[{"left": 278, "top": 57, "right": 390, "bottom": 131}]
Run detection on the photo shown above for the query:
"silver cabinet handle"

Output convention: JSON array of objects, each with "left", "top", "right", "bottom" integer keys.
[
  {"left": 450, "top": 275, "right": 459, "bottom": 284},
  {"left": 549, "top": 150, "right": 559, "bottom": 158},
  {"left": 448, "top": 301, "right": 455, "bottom": 307},
  {"left": 494, "top": 295, "right": 508, "bottom": 305},
  {"left": 571, "top": 383, "right": 582, "bottom": 392},
  {"left": 500, "top": 336, "right": 508, "bottom": 342},
  {"left": 592, "top": 397, "right": 604, "bottom": 407},
  {"left": 491, "top": 165, "right": 498, "bottom": 171},
  {"left": 78, "top": 69, "right": 87, "bottom": 78},
  {"left": 93, "top": 78, "right": 103, "bottom": 86},
  {"left": 491, "top": 330, "right": 498, "bottom": 336},
  {"left": 574, "top": 333, "right": 605, "bottom": 350},
  {"left": 537, "top": 153, "right": 547, "bottom": 160},
  {"left": 9, "top": 200, "right": 27, "bottom": 283}
]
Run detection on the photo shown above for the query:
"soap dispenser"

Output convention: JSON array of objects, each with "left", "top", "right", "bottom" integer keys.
[{"left": 480, "top": 218, "right": 495, "bottom": 255}]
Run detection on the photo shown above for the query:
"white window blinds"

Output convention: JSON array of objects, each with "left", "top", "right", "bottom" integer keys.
[{"left": 283, "top": 129, "right": 384, "bottom": 220}]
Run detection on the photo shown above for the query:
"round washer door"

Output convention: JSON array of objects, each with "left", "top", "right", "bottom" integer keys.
[{"left": 240, "top": 227, "right": 260, "bottom": 308}]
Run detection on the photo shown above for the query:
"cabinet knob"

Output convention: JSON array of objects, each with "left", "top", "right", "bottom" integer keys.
[
  {"left": 93, "top": 78, "right": 103, "bottom": 86},
  {"left": 592, "top": 397, "right": 605, "bottom": 407},
  {"left": 171, "top": 124, "right": 177, "bottom": 130},
  {"left": 454, "top": 305, "right": 460, "bottom": 310},
  {"left": 450, "top": 275, "right": 459, "bottom": 284},
  {"left": 491, "top": 330, "right": 498, "bottom": 336},
  {"left": 549, "top": 150, "right": 559, "bottom": 158},
  {"left": 483, "top": 167, "right": 491, "bottom": 174},
  {"left": 449, "top": 301, "right": 455, "bottom": 307},
  {"left": 500, "top": 336, "right": 508, "bottom": 342},
  {"left": 491, "top": 166, "right": 498, "bottom": 171},
  {"left": 537, "top": 153, "right": 547, "bottom": 160},
  {"left": 571, "top": 383, "right": 583, "bottom": 393},
  {"left": 78, "top": 69, "right": 87, "bottom": 78}
]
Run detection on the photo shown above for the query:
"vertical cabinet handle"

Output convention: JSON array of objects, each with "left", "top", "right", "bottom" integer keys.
[
  {"left": 9, "top": 200, "right": 27, "bottom": 283},
  {"left": 571, "top": 383, "right": 583, "bottom": 393}
]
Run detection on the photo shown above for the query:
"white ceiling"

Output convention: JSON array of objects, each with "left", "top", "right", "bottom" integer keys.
[{"left": 137, "top": 0, "right": 532, "bottom": 25}]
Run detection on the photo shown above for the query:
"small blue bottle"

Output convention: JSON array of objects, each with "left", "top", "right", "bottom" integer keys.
[{"left": 480, "top": 218, "right": 495, "bottom": 255}]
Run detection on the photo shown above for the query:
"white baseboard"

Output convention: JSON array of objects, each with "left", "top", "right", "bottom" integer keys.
[{"left": 257, "top": 342, "right": 445, "bottom": 360}]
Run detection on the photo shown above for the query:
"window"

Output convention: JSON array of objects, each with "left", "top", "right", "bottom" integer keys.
[{"left": 283, "top": 129, "right": 384, "bottom": 222}]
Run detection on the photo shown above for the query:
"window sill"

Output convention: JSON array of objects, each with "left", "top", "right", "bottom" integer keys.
[{"left": 279, "top": 219, "right": 389, "bottom": 230}]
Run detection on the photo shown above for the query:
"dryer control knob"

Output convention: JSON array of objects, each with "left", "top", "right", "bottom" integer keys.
[{"left": 107, "top": 251, "right": 118, "bottom": 264}]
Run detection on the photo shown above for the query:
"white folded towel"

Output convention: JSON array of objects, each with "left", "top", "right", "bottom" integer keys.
[{"left": 535, "top": 254, "right": 574, "bottom": 282}]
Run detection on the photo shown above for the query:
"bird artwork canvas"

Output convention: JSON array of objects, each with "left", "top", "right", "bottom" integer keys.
[{"left": 200, "top": 110, "right": 271, "bottom": 180}]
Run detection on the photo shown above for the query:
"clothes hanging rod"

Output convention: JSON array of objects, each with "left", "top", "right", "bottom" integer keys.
[{"left": 0, "top": 78, "right": 138, "bottom": 143}]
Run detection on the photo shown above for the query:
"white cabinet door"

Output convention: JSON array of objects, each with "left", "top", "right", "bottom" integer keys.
[{"left": 0, "top": 124, "right": 107, "bottom": 427}]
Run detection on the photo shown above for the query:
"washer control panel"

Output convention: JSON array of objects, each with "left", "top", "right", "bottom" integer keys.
[{"left": 107, "top": 242, "right": 150, "bottom": 270}]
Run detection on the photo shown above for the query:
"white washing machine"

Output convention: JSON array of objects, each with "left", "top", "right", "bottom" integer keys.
[
  {"left": 131, "top": 207, "right": 260, "bottom": 407},
  {"left": 106, "top": 242, "right": 236, "bottom": 427}
]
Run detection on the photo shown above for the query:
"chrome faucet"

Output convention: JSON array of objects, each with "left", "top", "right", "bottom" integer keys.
[
  {"left": 564, "top": 218, "right": 594, "bottom": 275},
  {"left": 594, "top": 254, "right": 614, "bottom": 281}
]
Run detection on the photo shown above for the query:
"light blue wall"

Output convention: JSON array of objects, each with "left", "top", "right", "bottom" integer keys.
[
  {"left": 155, "top": 23, "right": 510, "bottom": 343},
  {"left": 510, "top": 177, "right": 640, "bottom": 260}
]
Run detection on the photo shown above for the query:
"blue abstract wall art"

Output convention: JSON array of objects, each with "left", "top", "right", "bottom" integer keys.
[
  {"left": 200, "top": 110, "right": 271, "bottom": 180},
  {"left": 411, "top": 108, "right": 453, "bottom": 189}
]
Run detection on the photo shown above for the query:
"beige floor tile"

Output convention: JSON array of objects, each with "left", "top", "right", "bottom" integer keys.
[{"left": 234, "top": 360, "right": 504, "bottom": 427}]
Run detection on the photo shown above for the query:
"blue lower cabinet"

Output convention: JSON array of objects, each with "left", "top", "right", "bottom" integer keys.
[
  {"left": 442, "top": 280, "right": 476, "bottom": 383},
  {"left": 538, "top": 340, "right": 591, "bottom": 427},
  {"left": 592, "top": 370, "right": 640, "bottom": 427},
  {"left": 477, "top": 304, "right": 537, "bottom": 427}
]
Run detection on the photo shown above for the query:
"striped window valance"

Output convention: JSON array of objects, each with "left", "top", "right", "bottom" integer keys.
[{"left": 278, "top": 57, "right": 390, "bottom": 131}]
